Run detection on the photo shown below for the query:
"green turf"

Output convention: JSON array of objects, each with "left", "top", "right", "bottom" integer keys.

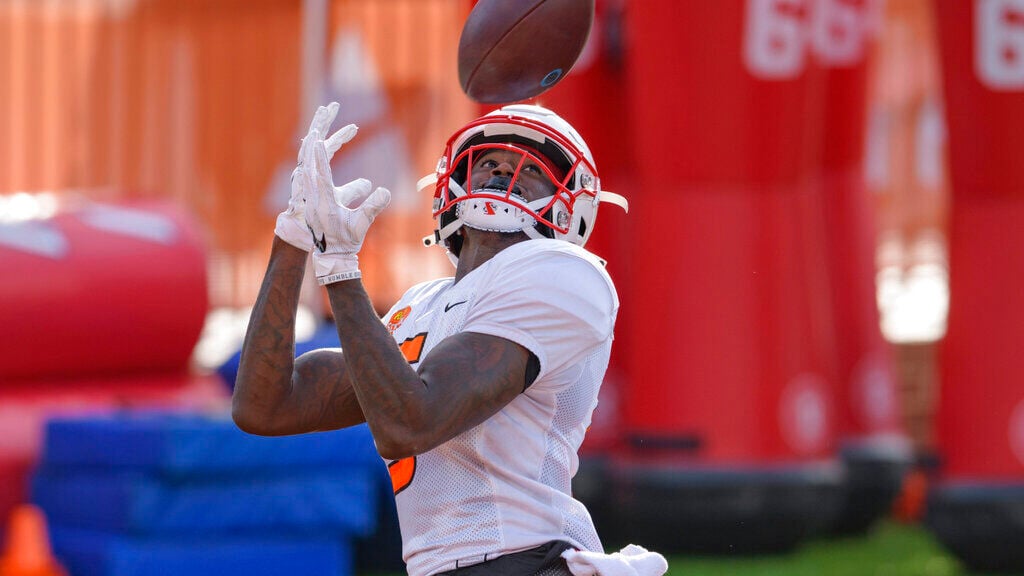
[
  {"left": 367, "top": 521, "right": 1016, "bottom": 576},
  {"left": 657, "top": 521, "right": 970, "bottom": 576}
]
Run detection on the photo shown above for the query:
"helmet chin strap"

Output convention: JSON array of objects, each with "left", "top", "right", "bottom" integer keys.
[{"left": 422, "top": 180, "right": 469, "bottom": 248}]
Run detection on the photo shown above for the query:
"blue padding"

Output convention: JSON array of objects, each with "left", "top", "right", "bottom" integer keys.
[
  {"left": 39, "top": 412, "right": 380, "bottom": 473},
  {"left": 50, "top": 528, "right": 351, "bottom": 576},
  {"left": 219, "top": 322, "right": 341, "bottom": 390},
  {"left": 33, "top": 468, "right": 376, "bottom": 537}
]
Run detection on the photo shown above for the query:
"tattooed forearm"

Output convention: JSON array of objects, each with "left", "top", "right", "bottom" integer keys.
[
  {"left": 326, "top": 280, "right": 426, "bottom": 455},
  {"left": 233, "top": 237, "right": 365, "bottom": 435},
  {"left": 325, "top": 279, "right": 528, "bottom": 459},
  {"left": 414, "top": 332, "right": 526, "bottom": 444},
  {"left": 233, "top": 237, "right": 308, "bottom": 434}
]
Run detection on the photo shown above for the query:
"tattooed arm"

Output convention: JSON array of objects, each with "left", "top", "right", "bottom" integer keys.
[
  {"left": 232, "top": 237, "right": 365, "bottom": 436},
  {"left": 325, "top": 279, "right": 530, "bottom": 460}
]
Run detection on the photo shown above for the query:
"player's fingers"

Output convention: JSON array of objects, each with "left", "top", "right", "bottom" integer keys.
[
  {"left": 289, "top": 167, "right": 303, "bottom": 198},
  {"left": 305, "top": 129, "right": 334, "bottom": 192},
  {"left": 325, "top": 123, "right": 358, "bottom": 157},
  {"left": 333, "top": 178, "right": 373, "bottom": 208},
  {"left": 313, "top": 102, "right": 340, "bottom": 136},
  {"left": 299, "top": 103, "right": 338, "bottom": 162},
  {"left": 302, "top": 127, "right": 319, "bottom": 170},
  {"left": 360, "top": 187, "right": 391, "bottom": 220},
  {"left": 300, "top": 162, "right": 318, "bottom": 211},
  {"left": 301, "top": 106, "right": 326, "bottom": 149}
]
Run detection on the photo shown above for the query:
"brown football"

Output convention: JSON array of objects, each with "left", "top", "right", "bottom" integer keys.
[{"left": 458, "top": 0, "right": 595, "bottom": 104}]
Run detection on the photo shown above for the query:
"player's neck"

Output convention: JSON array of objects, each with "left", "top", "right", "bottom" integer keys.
[{"left": 453, "top": 229, "right": 529, "bottom": 283}]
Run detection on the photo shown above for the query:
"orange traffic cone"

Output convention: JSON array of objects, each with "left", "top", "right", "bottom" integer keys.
[
  {"left": 892, "top": 468, "right": 930, "bottom": 524},
  {"left": 0, "top": 504, "right": 67, "bottom": 576}
]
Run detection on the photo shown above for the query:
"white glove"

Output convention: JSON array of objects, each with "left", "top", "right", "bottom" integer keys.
[
  {"left": 274, "top": 101, "right": 359, "bottom": 250},
  {"left": 302, "top": 127, "right": 391, "bottom": 285},
  {"left": 561, "top": 544, "right": 668, "bottom": 576}
]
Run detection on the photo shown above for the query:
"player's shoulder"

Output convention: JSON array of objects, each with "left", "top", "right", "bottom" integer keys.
[
  {"left": 491, "top": 239, "right": 617, "bottom": 304},
  {"left": 393, "top": 276, "right": 454, "bottom": 306},
  {"left": 499, "top": 238, "right": 609, "bottom": 272}
]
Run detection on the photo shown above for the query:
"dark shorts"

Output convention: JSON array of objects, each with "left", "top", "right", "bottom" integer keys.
[{"left": 436, "top": 541, "right": 575, "bottom": 576}]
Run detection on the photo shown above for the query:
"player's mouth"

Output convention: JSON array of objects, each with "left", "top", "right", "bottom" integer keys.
[{"left": 476, "top": 176, "right": 526, "bottom": 197}]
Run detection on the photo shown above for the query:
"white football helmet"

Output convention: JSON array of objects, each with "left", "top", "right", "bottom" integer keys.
[{"left": 419, "top": 104, "right": 628, "bottom": 264}]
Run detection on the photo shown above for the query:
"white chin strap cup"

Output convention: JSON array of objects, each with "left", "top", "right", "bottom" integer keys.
[{"left": 458, "top": 190, "right": 538, "bottom": 233}]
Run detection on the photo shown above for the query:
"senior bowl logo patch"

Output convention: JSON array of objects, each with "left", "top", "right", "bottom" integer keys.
[{"left": 386, "top": 306, "right": 412, "bottom": 335}]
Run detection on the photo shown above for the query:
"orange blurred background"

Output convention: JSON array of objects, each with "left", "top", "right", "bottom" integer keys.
[
  {"left": 0, "top": 0, "right": 474, "bottom": 312},
  {"left": 0, "top": 0, "right": 964, "bottom": 557},
  {"left": 0, "top": 0, "right": 950, "bottom": 481}
]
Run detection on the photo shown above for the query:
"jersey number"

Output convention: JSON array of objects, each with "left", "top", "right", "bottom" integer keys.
[
  {"left": 977, "top": 0, "right": 1024, "bottom": 89},
  {"left": 388, "top": 456, "right": 416, "bottom": 495},
  {"left": 744, "top": 0, "right": 879, "bottom": 78},
  {"left": 388, "top": 333, "right": 427, "bottom": 494},
  {"left": 399, "top": 332, "right": 427, "bottom": 363}
]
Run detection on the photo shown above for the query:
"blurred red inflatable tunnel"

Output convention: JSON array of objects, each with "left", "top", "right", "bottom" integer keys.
[
  {"left": 0, "top": 196, "right": 208, "bottom": 382},
  {"left": 926, "top": 1, "right": 1024, "bottom": 572}
]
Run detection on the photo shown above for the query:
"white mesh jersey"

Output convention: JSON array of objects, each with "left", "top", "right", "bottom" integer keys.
[{"left": 378, "top": 238, "right": 618, "bottom": 576}]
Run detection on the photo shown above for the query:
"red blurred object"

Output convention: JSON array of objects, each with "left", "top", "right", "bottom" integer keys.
[
  {"left": 624, "top": 0, "right": 836, "bottom": 465},
  {"left": 815, "top": 5, "right": 910, "bottom": 535},
  {"left": 0, "top": 198, "right": 217, "bottom": 542},
  {"left": 819, "top": 50, "right": 904, "bottom": 446},
  {"left": 891, "top": 468, "right": 929, "bottom": 523},
  {"left": 598, "top": 0, "right": 846, "bottom": 553},
  {"left": 938, "top": 200, "right": 1024, "bottom": 479},
  {"left": 934, "top": 0, "right": 1024, "bottom": 485},
  {"left": 0, "top": 199, "right": 208, "bottom": 382},
  {"left": 926, "top": 2, "right": 1024, "bottom": 572}
]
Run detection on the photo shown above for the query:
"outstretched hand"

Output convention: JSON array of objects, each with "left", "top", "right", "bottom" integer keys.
[
  {"left": 274, "top": 102, "right": 360, "bottom": 251},
  {"left": 303, "top": 127, "right": 391, "bottom": 285}
]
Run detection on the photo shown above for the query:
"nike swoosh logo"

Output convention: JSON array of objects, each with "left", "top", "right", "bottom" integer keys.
[
  {"left": 308, "top": 225, "right": 327, "bottom": 253},
  {"left": 444, "top": 300, "right": 467, "bottom": 313}
]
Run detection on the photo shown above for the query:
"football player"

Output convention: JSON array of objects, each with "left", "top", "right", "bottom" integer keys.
[{"left": 233, "top": 102, "right": 664, "bottom": 576}]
